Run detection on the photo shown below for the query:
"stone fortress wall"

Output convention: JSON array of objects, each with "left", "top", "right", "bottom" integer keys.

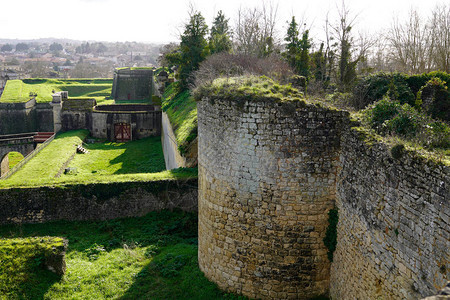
[
  {"left": 0, "top": 98, "right": 54, "bottom": 135},
  {"left": 197, "top": 97, "right": 348, "bottom": 299},
  {"left": 331, "top": 128, "right": 449, "bottom": 299},
  {"left": 197, "top": 95, "right": 449, "bottom": 299},
  {"left": 111, "top": 68, "right": 154, "bottom": 101}
]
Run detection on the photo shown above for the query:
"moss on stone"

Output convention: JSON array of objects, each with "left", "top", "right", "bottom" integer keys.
[{"left": 193, "top": 76, "right": 305, "bottom": 104}]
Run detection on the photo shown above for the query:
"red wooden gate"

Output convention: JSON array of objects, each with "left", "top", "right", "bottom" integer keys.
[{"left": 114, "top": 123, "right": 131, "bottom": 142}]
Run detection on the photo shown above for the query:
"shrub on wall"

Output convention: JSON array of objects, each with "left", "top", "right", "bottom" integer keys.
[
  {"left": 351, "top": 71, "right": 450, "bottom": 110},
  {"left": 416, "top": 77, "right": 450, "bottom": 122},
  {"left": 323, "top": 208, "right": 338, "bottom": 262},
  {"left": 364, "top": 97, "right": 450, "bottom": 150}
]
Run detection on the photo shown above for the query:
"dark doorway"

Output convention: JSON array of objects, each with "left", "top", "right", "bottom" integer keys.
[{"left": 114, "top": 123, "right": 131, "bottom": 142}]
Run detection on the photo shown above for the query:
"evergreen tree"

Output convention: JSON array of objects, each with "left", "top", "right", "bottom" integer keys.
[
  {"left": 283, "top": 16, "right": 300, "bottom": 72},
  {"left": 298, "top": 30, "right": 311, "bottom": 78},
  {"left": 179, "top": 11, "right": 209, "bottom": 89},
  {"left": 312, "top": 43, "right": 327, "bottom": 83},
  {"left": 1, "top": 44, "right": 13, "bottom": 52},
  {"left": 283, "top": 17, "right": 311, "bottom": 78},
  {"left": 209, "top": 10, "right": 232, "bottom": 54},
  {"left": 49, "top": 42, "right": 63, "bottom": 52},
  {"left": 15, "top": 43, "right": 29, "bottom": 52}
]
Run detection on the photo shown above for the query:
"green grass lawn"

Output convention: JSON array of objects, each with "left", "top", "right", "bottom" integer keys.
[
  {"left": 65, "top": 136, "right": 165, "bottom": 176},
  {"left": 0, "top": 130, "right": 194, "bottom": 189},
  {"left": 0, "top": 210, "right": 245, "bottom": 299},
  {"left": 8, "top": 152, "right": 24, "bottom": 169},
  {"left": 0, "top": 78, "right": 113, "bottom": 104},
  {"left": 0, "top": 237, "right": 65, "bottom": 299},
  {"left": 162, "top": 82, "right": 197, "bottom": 153}
]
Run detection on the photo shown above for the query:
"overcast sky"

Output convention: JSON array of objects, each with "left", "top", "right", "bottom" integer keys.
[{"left": 0, "top": 0, "right": 446, "bottom": 45}]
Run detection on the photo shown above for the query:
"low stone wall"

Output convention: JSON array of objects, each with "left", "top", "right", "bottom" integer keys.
[
  {"left": 330, "top": 128, "right": 449, "bottom": 299},
  {"left": 161, "top": 112, "right": 186, "bottom": 170},
  {"left": 0, "top": 179, "right": 197, "bottom": 225}
]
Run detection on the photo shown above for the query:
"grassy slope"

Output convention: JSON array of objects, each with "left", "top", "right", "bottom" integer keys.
[
  {"left": 0, "top": 79, "right": 113, "bottom": 104},
  {"left": 0, "top": 211, "right": 244, "bottom": 299},
  {"left": 2, "top": 130, "right": 89, "bottom": 187},
  {"left": 161, "top": 83, "right": 197, "bottom": 151},
  {"left": 0, "top": 237, "right": 65, "bottom": 299}
]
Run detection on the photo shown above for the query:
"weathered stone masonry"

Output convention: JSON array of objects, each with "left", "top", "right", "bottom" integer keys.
[
  {"left": 331, "top": 129, "right": 449, "bottom": 299},
  {"left": 198, "top": 97, "right": 348, "bottom": 299},
  {"left": 0, "top": 179, "right": 197, "bottom": 225},
  {"left": 197, "top": 95, "right": 449, "bottom": 299}
]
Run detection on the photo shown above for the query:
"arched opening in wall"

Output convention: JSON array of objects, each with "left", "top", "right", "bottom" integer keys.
[{"left": 0, "top": 152, "right": 24, "bottom": 177}]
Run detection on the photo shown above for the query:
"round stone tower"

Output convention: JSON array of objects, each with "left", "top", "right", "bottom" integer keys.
[{"left": 197, "top": 85, "right": 348, "bottom": 299}]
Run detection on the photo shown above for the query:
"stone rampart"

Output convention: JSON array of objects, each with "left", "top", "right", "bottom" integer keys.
[
  {"left": 197, "top": 96, "right": 348, "bottom": 299},
  {"left": 330, "top": 128, "right": 449, "bottom": 299}
]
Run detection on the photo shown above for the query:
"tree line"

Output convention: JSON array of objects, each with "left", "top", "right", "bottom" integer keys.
[{"left": 160, "top": 2, "right": 449, "bottom": 93}]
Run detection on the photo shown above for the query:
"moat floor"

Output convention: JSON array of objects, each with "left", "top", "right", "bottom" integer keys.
[{"left": 0, "top": 210, "right": 244, "bottom": 299}]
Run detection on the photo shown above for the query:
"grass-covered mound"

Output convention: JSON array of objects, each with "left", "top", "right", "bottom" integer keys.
[
  {"left": 193, "top": 75, "right": 304, "bottom": 102},
  {"left": 0, "top": 78, "right": 113, "bottom": 104},
  {"left": 0, "top": 211, "right": 243, "bottom": 299},
  {"left": 0, "top": 237, "right": 66, "bottom": 299},
  {"left": 162, "top": 82, "right": 197, "bottom": 155},
  {"left": 7, "top": 152, "right": 24, "bottom": 169}
]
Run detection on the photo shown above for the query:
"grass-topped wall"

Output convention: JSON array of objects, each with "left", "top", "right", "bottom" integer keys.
[
  {"left": 0, "top": 79, "right": 113, "bottom": 104},
  {"left": 0, "top": 178, "right": 198, "bottom": 225}
]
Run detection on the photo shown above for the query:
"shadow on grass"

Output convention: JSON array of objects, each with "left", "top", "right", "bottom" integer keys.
[
  {"left": 78, "top": 136, "right": 166, "bottom": 175},
  {"left": 0, "top": 265, "right": 62, "bottom": 300},
  {"left": 119, "top": 243, "right": 247, "bottom": 300},
  {"left": 0, "top": 210, "right": 212, "bottom": 298}
]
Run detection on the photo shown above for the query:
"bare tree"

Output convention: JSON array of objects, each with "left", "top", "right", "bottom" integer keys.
[
  {"left": 234, "top": 1, "right": 279, "bottom": 57},
  {"left": 387, "top": 9, "right": 431, "bottom": 74},
  {"left": 429, "top": 4, "right": 450, "bottom": 72}
]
